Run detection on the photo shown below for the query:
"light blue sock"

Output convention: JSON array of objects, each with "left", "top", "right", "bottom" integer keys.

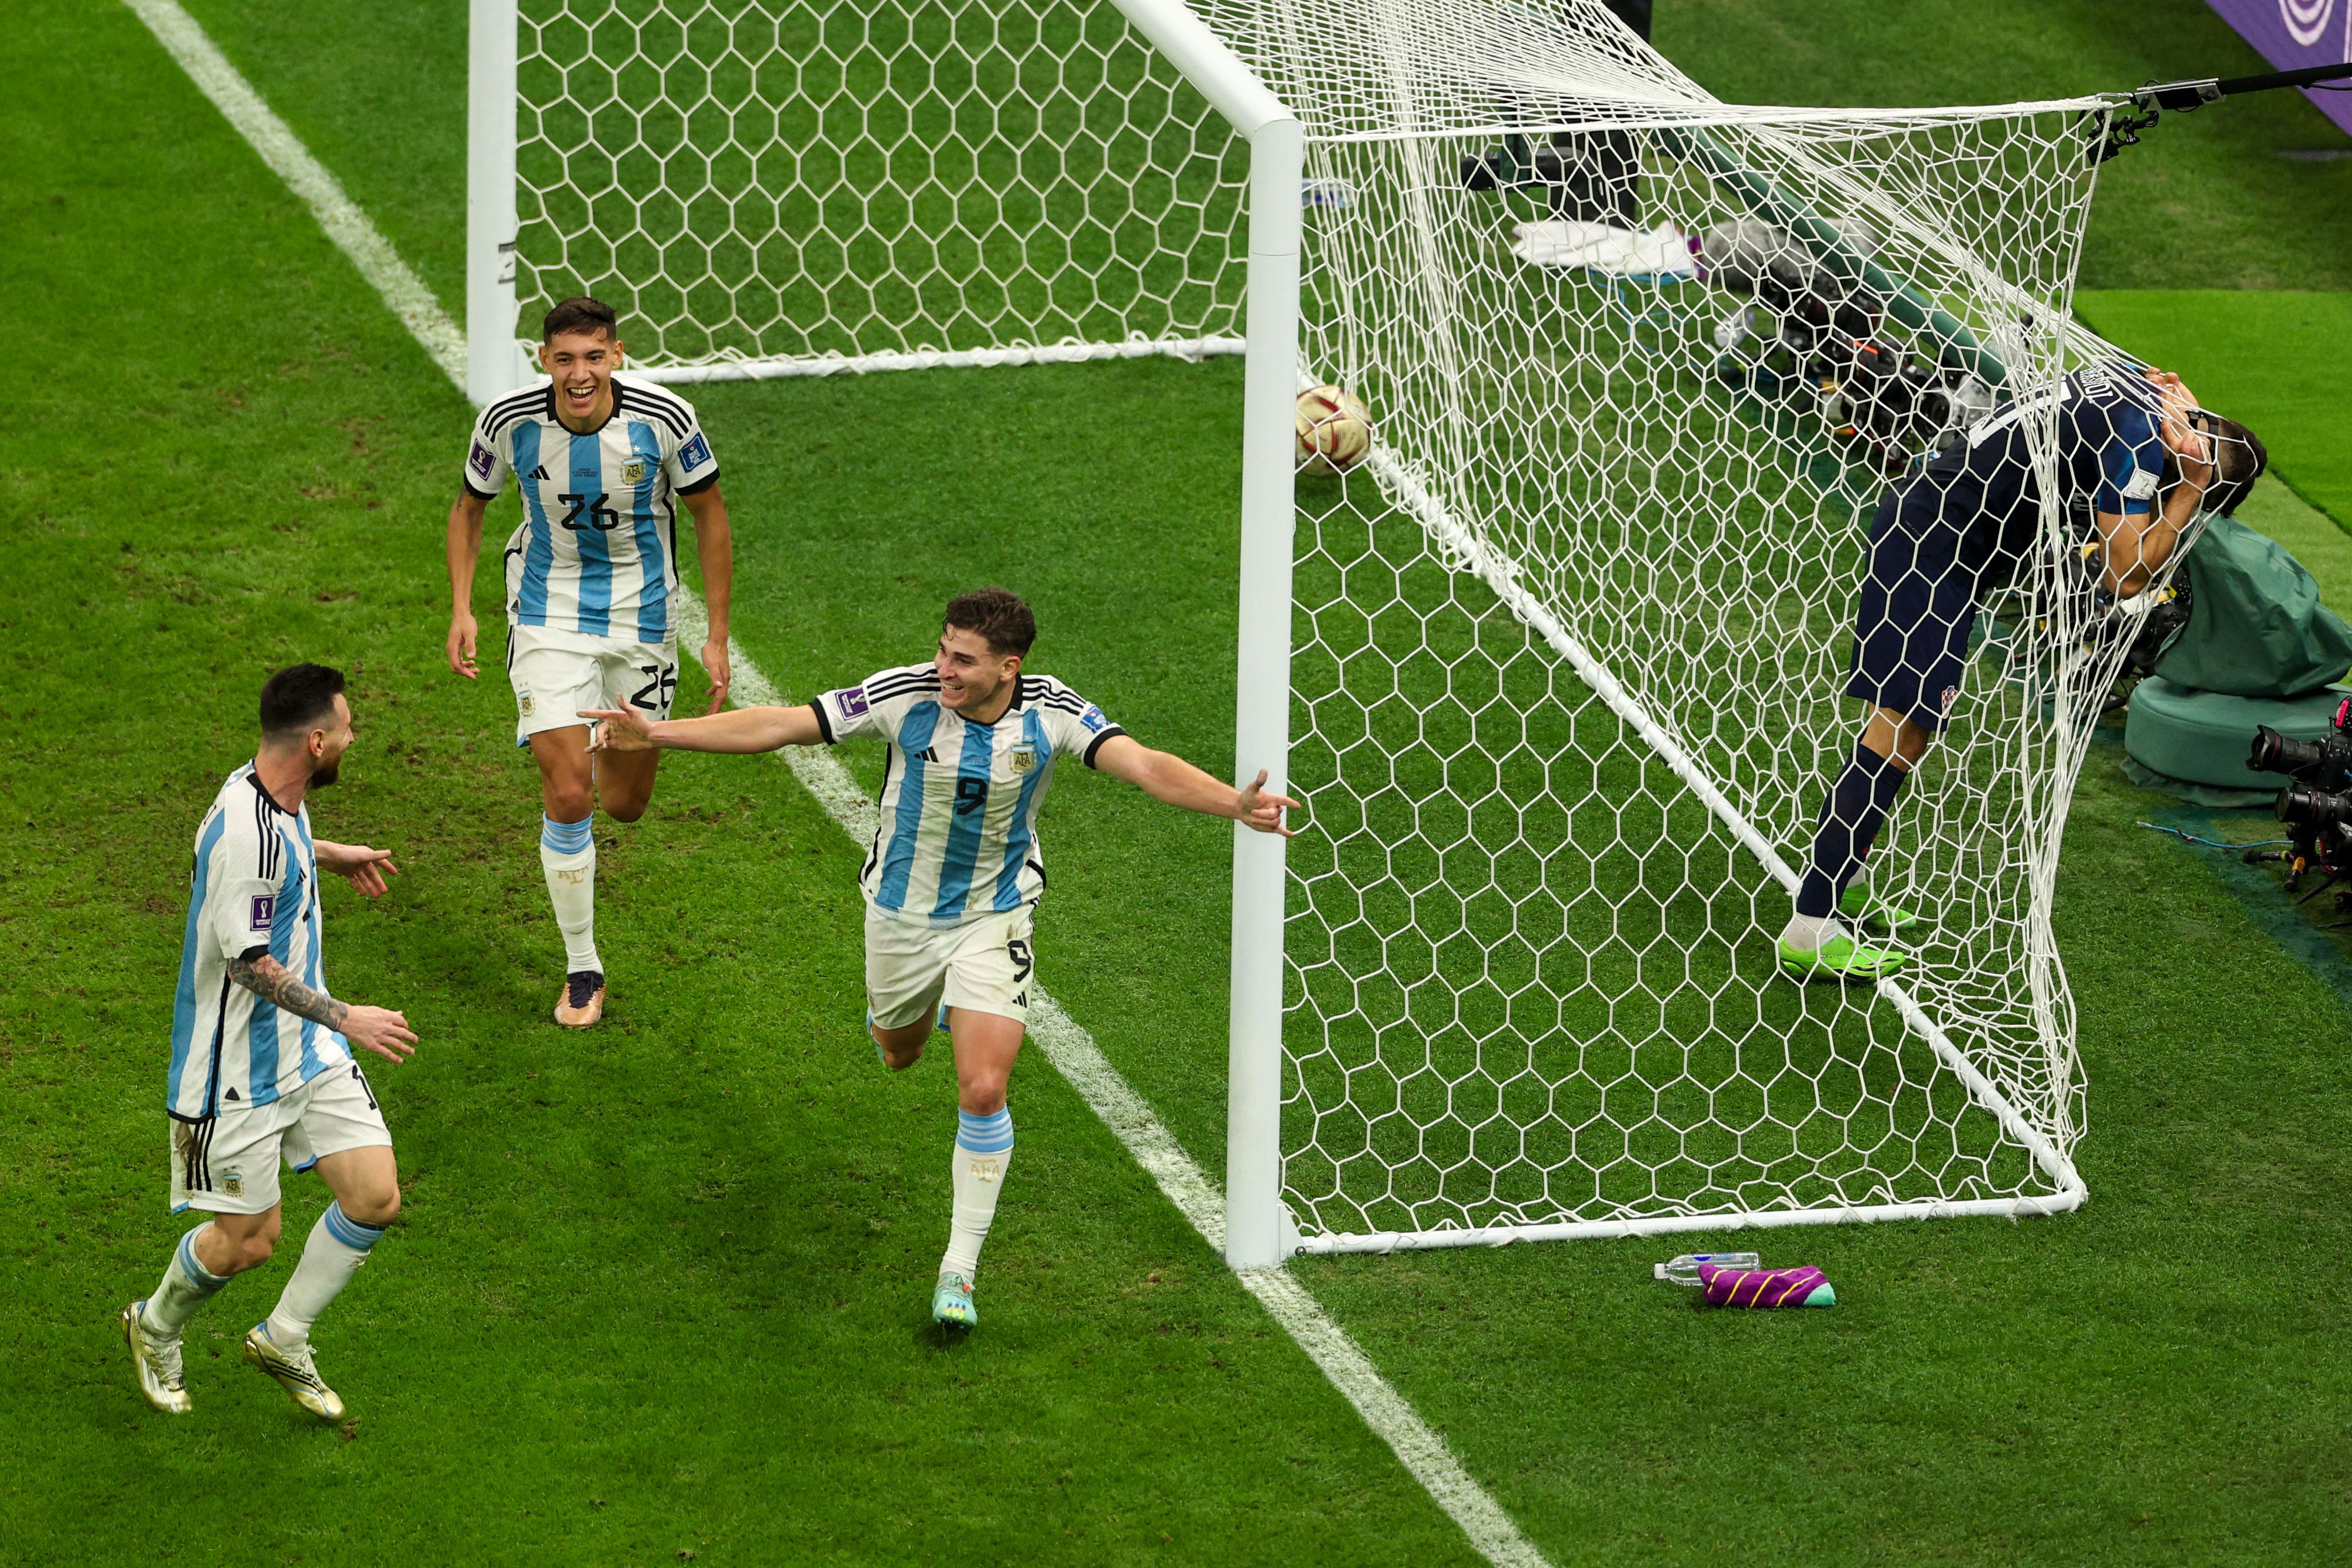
[
  {"left": 143, "top": 1226, "right": 233, "bottom": 1338},
  {"left": 539, "top": 814, "right": 599, "bottom": 974},
  {"left": 941, "top": 1106, "right": 1016, "bottom": 1278},
  {"left": 267, "top": 1201, "right": 387, "bottom": 1347}
]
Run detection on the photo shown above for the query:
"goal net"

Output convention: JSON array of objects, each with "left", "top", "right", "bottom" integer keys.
[{"left": 499, "top": 0, "right": 2146, "bottom": 1253}]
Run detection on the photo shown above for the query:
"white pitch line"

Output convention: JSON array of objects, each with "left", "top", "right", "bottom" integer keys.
[{"left": 125, "top": 8, "right": 1552, "bottom": 1561}]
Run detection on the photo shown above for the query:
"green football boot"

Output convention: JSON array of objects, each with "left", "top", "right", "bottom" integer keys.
[
  {"left": 1778, "top": 931, "right": 1909, "bottom": 984},
  {"left": 1838, "top": 882, "right": 1924, "bottom": 935},
  {"left": 931, "top": 1270, "right": 977, "bottom": 1330}
]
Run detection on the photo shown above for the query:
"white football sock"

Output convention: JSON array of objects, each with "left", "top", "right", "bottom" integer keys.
[
  {"left": 940, "top": 1106, "right": 1015, "bottom": 1279},
  {"left": 539, "top": 814, "right": 601, "bottom": 975},
  {"left": 1779, "top": 910, "right": 1837, "bottom": 953},
  {"left": 142, "top": 1224, "right": 232, "bottom": 1338},
  {"left": 265, "top": 1202, "right": 385, "bottom": 1349}
]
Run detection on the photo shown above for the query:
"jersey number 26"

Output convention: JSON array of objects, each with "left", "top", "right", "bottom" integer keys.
[{"left": 557, "top": 490, "right": 621, "bottom": 531}]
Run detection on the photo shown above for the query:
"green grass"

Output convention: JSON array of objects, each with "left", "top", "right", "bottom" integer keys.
[
  {"left": 10, "top": 0, "right": 2352, "bottom": 1564},
  {"left": 0, "top": 5, "right": 1478, "bottom": 1562},
  {"left": 2075, "top": 290, "right": 2352, "bottom": 527}
]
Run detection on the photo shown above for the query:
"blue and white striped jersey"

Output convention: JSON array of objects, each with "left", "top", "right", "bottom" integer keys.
[
  {"left": 813, "top": 665, "right": 1127, "bottom": 927},
  {"left": 168, "top": 765, "right": 350, "bottom": 1121},
  {"left": 462, "top": 371, "right": 720, "bottom": 643}
]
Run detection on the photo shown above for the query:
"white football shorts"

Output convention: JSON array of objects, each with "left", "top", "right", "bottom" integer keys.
[
  {"left": 170, "top": 1062, "right": 391, "bottom": 1216},
  {"left": 506, "top": 622, "right": 678, "bottom": 746},
  {"left": 865, "top": 903, "right": 1037, "bottom": 1031}
]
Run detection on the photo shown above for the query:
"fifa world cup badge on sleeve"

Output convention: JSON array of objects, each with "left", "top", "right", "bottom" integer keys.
[
  {"left": 836, "top": 686, "right": 869, "bottom": 719},
  {"left": 469, "top": 441, "right": 495, "bottom": 480},
  {"left": 679, "top": 432, "right": 713, "bottom": 470},
  {"left": 249, "top": 894, "right": 276, "bottom": 931},
  {"left": 1080, "top": 706, "right": 1106, "bottom": 732}
]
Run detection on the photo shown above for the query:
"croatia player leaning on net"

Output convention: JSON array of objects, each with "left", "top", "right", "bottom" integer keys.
[
  {"left": 584, "top": 588, "right": 1298, "bottom": 1329},
  {"left": 122, "top": 665, "right": 419, "bottom": 1422},
  {"left": 1780, "top": 366, "right": 2268, "bottom": 982},
  {"left": 443, "top": 296, "right": 736, "bottom": 1029}
]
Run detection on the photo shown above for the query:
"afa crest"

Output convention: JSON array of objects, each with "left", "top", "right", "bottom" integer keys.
[
  {"left": 1011, "top": 746, "right": 1037, "bottom": 774},
  {"left": 621, "top": 458, "right": 649, "bottom": 485}
]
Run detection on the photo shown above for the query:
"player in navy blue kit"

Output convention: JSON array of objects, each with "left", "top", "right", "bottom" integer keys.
[{"left": 1779, "top": 364, "right": 2268, "bottom": 980}]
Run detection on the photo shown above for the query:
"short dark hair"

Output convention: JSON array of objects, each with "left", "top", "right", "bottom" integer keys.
[
  {"left": 542, "top": 296, "right": 619, "bottom": 344},
  {"left": 943, "top": 588, "right": 1036, "bottom": 657},
  {"left": 259, "top": 663, "right": 346, "bottom": 742},
  {"left": 2191, "top": 410, "right": 2267, "bottom": 517}
]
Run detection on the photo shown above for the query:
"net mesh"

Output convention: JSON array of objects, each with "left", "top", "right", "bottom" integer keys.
[
  {"left": 517, "top": 0, "right": 2153, "bottom": 1244},
  {"left": 517, "top": 0, "right": 1248, "bottom": 368}
]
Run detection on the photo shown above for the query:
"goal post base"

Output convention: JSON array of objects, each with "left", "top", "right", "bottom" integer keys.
[{"left": 1290, "top": 1185, "right": 2088, "bottom": 1257}]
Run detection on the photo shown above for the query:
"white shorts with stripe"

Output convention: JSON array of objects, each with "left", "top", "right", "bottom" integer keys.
[
  {"left": 506, "top": 622, "right": 678, "bottom": 746},
  {"left": 865, "top": 903, "right": 1036, "bottom": 1031},
  {"left": 170, "top": 1062, "right": 391, "bottom": 1216}
]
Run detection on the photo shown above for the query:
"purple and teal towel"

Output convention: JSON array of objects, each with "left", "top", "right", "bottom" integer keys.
[{"left": 1698, "top": 1262, "right": 1835, "bottom": 1308}]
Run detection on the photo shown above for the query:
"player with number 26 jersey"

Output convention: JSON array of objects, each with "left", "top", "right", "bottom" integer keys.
[{"left": 444, "top": 296, "right": 737, "bottom": 1030}]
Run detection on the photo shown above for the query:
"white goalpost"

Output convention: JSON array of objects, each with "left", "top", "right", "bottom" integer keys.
[{"left": 470, "top": 0, "right": 2150, "bottom": 1267}]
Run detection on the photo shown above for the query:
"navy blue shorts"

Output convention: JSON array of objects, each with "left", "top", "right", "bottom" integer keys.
[{"left": 1845, "top": 480, "right": 2009, "bottom": 733}]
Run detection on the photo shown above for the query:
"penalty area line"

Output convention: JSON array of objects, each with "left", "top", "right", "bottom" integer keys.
[{"left": 121, "top": 6, "right": 1551, "bottom": 1561}]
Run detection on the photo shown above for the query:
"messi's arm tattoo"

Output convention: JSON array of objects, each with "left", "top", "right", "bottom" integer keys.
[{"left": 227, "top": 951, "right": 350, "bottom": 1033}]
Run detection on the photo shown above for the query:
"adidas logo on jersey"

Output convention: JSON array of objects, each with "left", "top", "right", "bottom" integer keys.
[{"left": 527, "top": 464, "right": 551, "bottom": 481}]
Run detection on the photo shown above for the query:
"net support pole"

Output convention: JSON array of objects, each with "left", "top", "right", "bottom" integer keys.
[
  {"left": 1223, "top": 112, "right": 1304, "bottom": 1270},
  {"left": 1103, "top": 0, "right": 1301, "bottom": 1271},
  {"left": 466, "top": 0, "right": 520, "bottom": 405}
]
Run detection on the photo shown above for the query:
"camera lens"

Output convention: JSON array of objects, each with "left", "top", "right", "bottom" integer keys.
[
  {"left": 2276, "top": 785, "right": 2352, "bottom": 831},
  {"left": 2251, "top": 725, "right": 2326, "bottom": 776}
]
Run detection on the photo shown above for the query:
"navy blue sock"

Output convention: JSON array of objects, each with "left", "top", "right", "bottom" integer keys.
[{"left": 1795, "top": 742, "right": 1908, "bottom": 918}]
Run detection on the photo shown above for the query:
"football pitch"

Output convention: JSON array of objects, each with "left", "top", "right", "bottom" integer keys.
[{"left": 5, "top": 0, "right": 2351, "bottom": 1563}]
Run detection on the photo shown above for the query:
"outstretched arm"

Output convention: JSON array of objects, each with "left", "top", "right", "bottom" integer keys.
[
  {"left": 227, "top": 952, "right": 416, "bottom": 1063},
  {"left": 581, "top": 700, "right": 826, "bottom": 755},
  {"left": 1088, "top": 734, "right": 1300, "bottom": 836}
]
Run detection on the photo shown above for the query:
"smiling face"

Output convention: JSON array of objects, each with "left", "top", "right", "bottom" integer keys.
[
  {"left": 539, "top": 327, "right": 623, "bottom": 432},
  {"left": 934, "top": 626, "right": 1022, "bottom": 720}
]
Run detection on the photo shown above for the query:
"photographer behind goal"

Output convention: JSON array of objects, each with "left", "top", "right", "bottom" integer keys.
[{"left": 1780, "top": 363, "right": 2267, "bottom": 981}]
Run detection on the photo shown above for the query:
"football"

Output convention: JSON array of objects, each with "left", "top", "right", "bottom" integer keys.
[{"left": 1294, "top": 385, "right": 1374, "bottom": 475}]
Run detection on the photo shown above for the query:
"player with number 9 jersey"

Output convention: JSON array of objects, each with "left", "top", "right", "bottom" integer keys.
[
  {"left": 575, "top": 587, "right": 1301, "bottom": 1332},
  {"left": 443, "top": 296, "right": 737, "bottom": 1029}
]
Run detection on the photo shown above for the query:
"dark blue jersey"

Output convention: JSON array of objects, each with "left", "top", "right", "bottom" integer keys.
[{"left": 1904, "top": 362, "right": 2167, "bottom": 571}]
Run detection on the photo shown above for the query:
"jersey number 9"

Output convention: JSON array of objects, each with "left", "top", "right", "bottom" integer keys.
[{"left": 956, "top": 776, "right": 988, "bottom": 816}]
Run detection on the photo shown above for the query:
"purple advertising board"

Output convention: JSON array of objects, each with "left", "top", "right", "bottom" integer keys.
[{"left": 2205, "top": 0, "right": 2352, "bottom": 139}]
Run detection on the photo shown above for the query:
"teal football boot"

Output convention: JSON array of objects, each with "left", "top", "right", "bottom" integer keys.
[{"left": 931, "top": 1270, "right": 977, "bottom": 1329}]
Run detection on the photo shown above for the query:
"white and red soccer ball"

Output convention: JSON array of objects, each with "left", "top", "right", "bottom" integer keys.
[{"left": 1294, "top": 385, "right": 1373, "bottom": 475}]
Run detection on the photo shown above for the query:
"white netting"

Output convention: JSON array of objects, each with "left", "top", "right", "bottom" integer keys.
[
  {"left": 516, "top": 0, "right": 2155, "bottom": 1246},
  {"left": 517, "top": 0, "right": 1248, "bottom": 370}
]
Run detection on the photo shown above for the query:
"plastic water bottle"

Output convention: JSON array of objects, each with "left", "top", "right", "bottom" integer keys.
[{"left": 1654, "top": 1251, "right": 1761, "bottom": 1285}]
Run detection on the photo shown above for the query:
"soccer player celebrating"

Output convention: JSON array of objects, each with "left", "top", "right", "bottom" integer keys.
[
  {"left": 583, "top": 588, "right": 1298, "bottom": 1328},
  {"left": 444, "top": 296, "right": 736, "bottom": 1027},
  {"left": 1780, "top": 366, "right": 2266, "bottom": 981},
  {"left": 122, "top": 665, "right": 419, "bottom": 1420}
]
